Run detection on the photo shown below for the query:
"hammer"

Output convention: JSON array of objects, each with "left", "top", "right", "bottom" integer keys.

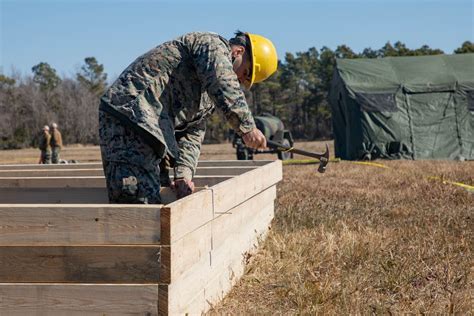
[{"left": 266, "top": 140, "right": 330, "bottom": 173}]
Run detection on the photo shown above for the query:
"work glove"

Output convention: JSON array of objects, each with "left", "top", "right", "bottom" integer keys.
[
  {"left": 242, "top": 128, "right": 267, "bottom": 150},
  {"left": 171, "top": 178, "right": 195, "bottom": 199}
]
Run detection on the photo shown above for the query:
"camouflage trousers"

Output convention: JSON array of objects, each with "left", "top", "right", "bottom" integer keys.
[
  {"left": 51, "top": 147, "right": 61, "bottom": 164},
  {"left": 41, "top": 150, "right": 51, "bottom": 164},
  {"left": 99, "top": 110, "right": 164, "bottom": 204}
]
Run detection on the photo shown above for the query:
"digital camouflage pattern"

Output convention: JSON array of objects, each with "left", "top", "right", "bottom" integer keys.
[
  {"left": 38, "top": 131, "right": 51, "bottom": 164},
  {"left": 38, "top": 131, "right": 51, "bottom": 151},
  {"left": 99, "top": 32, "right": 256, "bottom": 184},
  {"left": 99, "top": 111, "right": 162, "bottom": 204},
  {"left": 50, "top": 128, "right": 62, "bottom": 164}
]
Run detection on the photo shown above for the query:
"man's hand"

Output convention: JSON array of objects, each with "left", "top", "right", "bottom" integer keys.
[
  {"left": 242, "top": 128, "right": 267, "bottom": 150},
  {"left": 171, "top": 178, "right": 195, "bottom": 199}
]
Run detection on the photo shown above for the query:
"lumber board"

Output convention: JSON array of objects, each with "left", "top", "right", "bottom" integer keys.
[
  {"left": 160, "top": 189, "right": 214, "bottom": 244},
  {"left": 211, "top": 159, "right": 282, "bottom": 214},
  {"left": 159, "top": 222, "right": 212, "bottom": 284},
  {"left": 0, "top": 175, "right": 232, "bottom": 189},
  {"left": 191, "top": 201, "right": 274, "bottom": 313},
  {"left": 197, "top": 160, "right": 270, "bottom": 167},
  {"left": 0, "top": 283, "right": 159, "bottom": 315},
  {"left": 0, "top": 187, "right": 110, "bottom": 204},
  {"left": 159, "top": 187, "right": 276, "bottom": 314},
  {"left": 0, "top": 176, "right": 105, "bottom": 188},
  {"left": 0, "top": 162, "right": 103, "bottom": 170},
  {"left": 0, "top": 186, "right": 179, "bottom": 204},
  {"left": 210, "top": 185, "right": 276, "bottom": 251},
  {"left": 0, "top": 246, "right": 161, "bottom": 283},
  {"left": 194, "top": 166, "right": 256, "bottom": 176},
  {"left": 164, "top": 186, "right": 276, "bottom": 282},
  {"left": 195, "top": 205, "right": 273, "bottom": 314},
  {"left": 0, "top": 204, "right": 163, "bottom": 245},
  {"left": 162, "top": 161, "right": 279, "bottom": 244},
  {"left": 161, "top": 201, "right": 275, "bottom": 314},
  {"left": 0, "top": 166, "right": 256, "bottom": 177},
  {"left": 0, "top": 168, "right": 104, "bottom": 177},
  {"left": 0, "top": 160, "right": 270, "bottom": 170}
]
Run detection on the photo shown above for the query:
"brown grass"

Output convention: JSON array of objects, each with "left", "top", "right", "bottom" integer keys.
[
  {"left": 1, "top": 142, "right": 472, "bottom": 314},
  {"left": 210, "top": 157, "right": 473, "bottom": 314}
]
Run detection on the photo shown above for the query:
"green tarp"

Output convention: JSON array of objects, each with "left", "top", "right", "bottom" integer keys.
[{"left": 329, "top": 54, "right": 474, "bottom": 160}]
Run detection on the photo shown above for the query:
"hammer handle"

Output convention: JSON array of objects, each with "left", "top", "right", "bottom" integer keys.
[{"left": 266, "top": 140, "right": 326, "bottom": 160}]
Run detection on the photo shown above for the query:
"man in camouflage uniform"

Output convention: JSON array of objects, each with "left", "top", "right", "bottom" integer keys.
[
  {"left": 38, "top": 125, "right": 51, "bottom": 164},
  {"left": 99, "top": 31, "right": 277, "bottom": 204},
  {"left": 50, "top": 122, "right": 63, "bottom": 164}
]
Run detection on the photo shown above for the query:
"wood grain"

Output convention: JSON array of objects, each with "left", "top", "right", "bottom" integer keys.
[
  {"left": 0, "top": 204, "right": 162, "bottom": 245},
  {"left": 0, "top": 246, "right": 162, "bottom": 283},
  {"left": 0, "top": 283, "right": 159, "bottom": 315}
]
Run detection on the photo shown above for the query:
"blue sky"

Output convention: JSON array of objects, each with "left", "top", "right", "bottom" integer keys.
[{"left": 1, "top": 0, "right": 473, "bottom": 80}]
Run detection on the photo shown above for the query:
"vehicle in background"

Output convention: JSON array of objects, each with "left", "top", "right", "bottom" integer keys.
[{"left": 232, "top": 113, "right": 294, "bottom": 160}]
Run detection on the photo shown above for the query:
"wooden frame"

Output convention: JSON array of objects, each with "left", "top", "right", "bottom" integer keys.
[{"left": 0, "top": 160, "right": 282, "bottom": 315}]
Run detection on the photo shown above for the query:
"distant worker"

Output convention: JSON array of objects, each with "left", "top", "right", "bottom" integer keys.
[
  {"left": 38, "top": 125, "right": 51, "bottom": 164},
  {"left": 99, "top": 31, "right": 277, "bottom": 203},
  {"left": 50, "top": 122, "right": 63, "bottom": 164}
]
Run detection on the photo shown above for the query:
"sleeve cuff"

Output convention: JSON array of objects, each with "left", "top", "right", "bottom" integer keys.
[
  {"left": 238, "top": 124, "right": 254, "bottom": 135},
  {"left": 174, "top": 165, "right": 194, "bottom": 180}
]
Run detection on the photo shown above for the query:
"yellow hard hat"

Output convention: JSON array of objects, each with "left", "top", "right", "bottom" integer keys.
[{"left": 246, "top": 33, "right": 278, "bottom": 89}]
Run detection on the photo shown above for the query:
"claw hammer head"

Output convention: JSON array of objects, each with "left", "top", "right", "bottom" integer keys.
[{"left": 317, "top": 144, "right": 330, "bottom": 173}]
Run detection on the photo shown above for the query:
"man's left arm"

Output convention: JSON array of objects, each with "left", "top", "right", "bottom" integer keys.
[{"left": 189, "top": 34, "right": 256, "bottom": 136}]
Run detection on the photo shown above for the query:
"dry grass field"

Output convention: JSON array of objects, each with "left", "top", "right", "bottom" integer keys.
[{"left": 0, "top": 141, "right": 472, "bottom": 314}]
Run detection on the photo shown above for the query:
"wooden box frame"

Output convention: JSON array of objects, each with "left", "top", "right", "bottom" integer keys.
[{"left": 0, "top": 160, "right": 282, "bottom": 315}]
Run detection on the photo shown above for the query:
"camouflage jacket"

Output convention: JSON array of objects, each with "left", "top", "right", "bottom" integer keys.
[
  {"left": 38, "top": 131, "right": 51, "bottom": 151},
  {"left": 100, "top": 32, "right": 256, "bottom": 179}
]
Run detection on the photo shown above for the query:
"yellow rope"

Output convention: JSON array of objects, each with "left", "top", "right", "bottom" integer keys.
[
  {"left": 281, "top": 151, "right": 472, "bottom": 193},
  {"left": 352, "top": 161, "right": 390, "bottom": 169},
  {"left": 349, "top": 161, "right": 473, "bottom": 192},
  {"left": 427, "top": 176, "right": 474, "bottom": 192}
]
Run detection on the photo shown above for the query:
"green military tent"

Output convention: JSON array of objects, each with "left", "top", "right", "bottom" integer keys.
[{"left": 329, "top": 53, "right": 474, "bottom": 160}]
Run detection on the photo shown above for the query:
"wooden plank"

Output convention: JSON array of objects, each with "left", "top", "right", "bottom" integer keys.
[
  {"left": 0, "top": 283, "right": 159, "bottom": 315},
  {"left": 0, "top": 246, "right": 161, "bottom": 283},
  {"left": 193, "top": 175, "right": 233, "bottom": 187},
  {"left": 160, "top": 161, "right": 280, "bottom": 255},
  {"left": 0, "top": 186, "right": 178, "bottom": 204},
  {"left": 167, "top": 186, "right": 275, "bottom": 282},
  {"left": 196, "top": 204, "right": 274, "bottom": 313},
  {"left": 163, "top": 201, "right": 275, "bottom": 314},
  {"left": 211, "top": 185, "right": 276, "bottom": 250},
  {"left": 0, "top": 204, "right": 163, "bottom": 245},
  {"left": 211, "top": 160, "right": 282, "bottom": 214},
  {"left": 161, "top": 189, "right": 213, "bottom": 244},
  {"left": 189, "top": 201, "right": 274, "bottom": 313},
  {"left": 0, "top": 175, "right": 232, "bottom": 188},
  {"left": 0, "top": 176, "right": 105, "bottom": 188},
  {"left": 0, "top": 188, "right": 110, "bottom": 204},
  {"left": 0, "top": 169, "right": 104, "bottom": 177},
  {"left": 194, "top": 166, "right": 256, "bottom": 176},
  {"left": 0, "top": 166, "right": 256, "bottom": 177},
  {"left": 161, "top": 217, "right": 213, "bottom": 283},
  {"left": 160, "top": 188, "right": 276, "bottom": 314},
  {"left": 197, "top": 160, "right": 270, "bottom": 167},
  {"left": 0, "top": 162, "right": 103, "bottom": 170},
  {"left": 0, "top": 160, "right": 270, "bottom": 170}
]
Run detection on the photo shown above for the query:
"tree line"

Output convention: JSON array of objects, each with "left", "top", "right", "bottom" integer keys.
[{"left": 1, "top": 41, "right": 473, "bottom": 149}]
